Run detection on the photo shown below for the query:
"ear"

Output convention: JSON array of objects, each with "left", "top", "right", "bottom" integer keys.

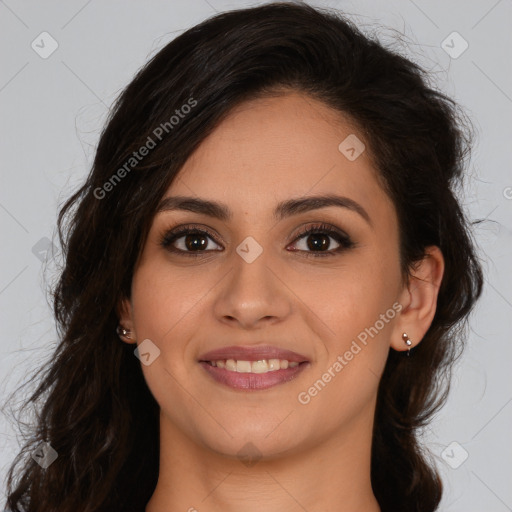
[
  {"left": 116, "top": 295, "right": 137, "bottom": 345},
  {"left": 390, "top": 246, "right": 445, "bottom": 353}
]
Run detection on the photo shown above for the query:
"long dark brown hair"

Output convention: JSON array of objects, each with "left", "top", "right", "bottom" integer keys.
[{"left": 3, "top": 3, "right": 484, "bottom": 511}]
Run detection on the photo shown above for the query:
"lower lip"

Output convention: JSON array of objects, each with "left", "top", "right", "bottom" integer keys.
[{"left": 199, "top": 361, "right": 309, "bottom": 390}]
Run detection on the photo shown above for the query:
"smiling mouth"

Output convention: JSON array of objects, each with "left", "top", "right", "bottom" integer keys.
[
  {"left": 198, "top": 359, "right": 310, "bottom": 391},
  {"left": 200, "top": 358, "right": 303, "bottom": 373}
]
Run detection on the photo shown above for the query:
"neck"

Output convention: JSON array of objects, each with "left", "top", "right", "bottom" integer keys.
[{"left": 146, "top": 407, "right": 381, "bottom": 512}]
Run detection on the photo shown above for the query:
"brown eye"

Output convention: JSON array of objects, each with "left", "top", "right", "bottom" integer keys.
[
  {"left": 160, "top": 225, "right": 222, "bottom": 255},
  {"left": 288, "top": 223, "right": 355, "bottom": 257},
  {"left": 294, "top": 232, "right": 340, "bottom": 252}
]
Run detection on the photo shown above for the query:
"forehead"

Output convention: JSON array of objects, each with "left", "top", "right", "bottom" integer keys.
[{"left": 164, "top": 91, "right": 393, "bottom": 226}]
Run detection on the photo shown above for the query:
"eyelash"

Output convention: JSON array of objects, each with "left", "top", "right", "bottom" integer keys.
[{"left": 159, "top": 222, "right": 355, "bottom": 258}]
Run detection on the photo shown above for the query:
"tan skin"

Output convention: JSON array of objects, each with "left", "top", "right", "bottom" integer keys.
[{"left": 118, "top": 91, "right": 444, "bottom": 512}]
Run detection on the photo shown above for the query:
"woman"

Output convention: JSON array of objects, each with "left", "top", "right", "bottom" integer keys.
[{"left": 4, "top": 2, "right": 483, "bottom": 511}]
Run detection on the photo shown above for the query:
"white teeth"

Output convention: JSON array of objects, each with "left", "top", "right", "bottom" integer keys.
[
  {"left": 208, "top": 359, "right": 302, "bottom": 373},
  {"left": 268, "top": 359, "right": 280, "bottom": 370},
  {"left": 236, "top": 360, "right": 252, "bottom": 373},
  {"left": 225, "top": 359, "right": 237, "bottom": 371},
  {"left": 251, "top": 360, "right": 269, "bottom": 373}
]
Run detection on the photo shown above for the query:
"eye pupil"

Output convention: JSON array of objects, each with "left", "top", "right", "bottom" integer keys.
[
  {"left": 307, "top": 234, "right": 329, "bottom": 251},
  {"left": 185, "top": 234, "right": 208, "bottom": 251}
]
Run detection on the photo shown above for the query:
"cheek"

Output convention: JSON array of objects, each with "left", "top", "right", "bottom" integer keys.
[
  {"left": 129, "top": 257, "right": 225, "bottom": 389},
  {"left": 129, "top": 262, "right": 203, "bottom": 418},
  {"left": 130, "top": 258, "right": 202, "bottom": 341},
  {"left": 295, "top": 258, "right": 399, "bottom": 347},
  {"left": 294, "top": 264, "right": 398, "bottom": 426}
]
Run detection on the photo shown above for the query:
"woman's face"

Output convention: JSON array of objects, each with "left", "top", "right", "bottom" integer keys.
[{"left": 120, "top": 91, "right": 411, "bottom": 459}]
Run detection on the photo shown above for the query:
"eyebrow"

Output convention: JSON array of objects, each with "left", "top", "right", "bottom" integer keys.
[{"left": 156, "top": 194, "right": 372, "bottom": 227}]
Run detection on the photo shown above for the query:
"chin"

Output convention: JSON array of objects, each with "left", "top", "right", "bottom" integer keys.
[{"left": 200, "top": 423, "right": 301, "bottom": 461}]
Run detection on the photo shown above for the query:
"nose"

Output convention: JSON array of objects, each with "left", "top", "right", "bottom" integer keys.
[{"left": 212, "top": 248, "right": 293, "bottom": 329}]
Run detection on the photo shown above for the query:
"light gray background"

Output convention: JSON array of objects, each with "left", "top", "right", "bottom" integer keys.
[{"left": 1, "top": 0, "right": 511, "bottom": 510}]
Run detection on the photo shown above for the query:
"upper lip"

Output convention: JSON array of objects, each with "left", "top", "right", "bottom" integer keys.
[{"left": 198, "top": 345, "right": 309, "bottom": 363}]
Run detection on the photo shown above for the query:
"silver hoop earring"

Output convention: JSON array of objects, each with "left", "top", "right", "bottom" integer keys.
[{"left": 402, "top": 333, "right": 412, "bottom": 356}]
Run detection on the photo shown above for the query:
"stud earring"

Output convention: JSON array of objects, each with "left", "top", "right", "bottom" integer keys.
[
  {"left": 402, "top": 333, "right": 412, "bottom": 356},
  {"left": 116, "top": 325, "right": 132, "bottom": 340}
]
